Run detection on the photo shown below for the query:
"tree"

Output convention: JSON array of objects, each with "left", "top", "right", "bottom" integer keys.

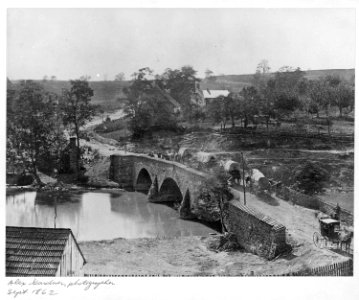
[
  {"left": 114, "top": 72, "right": 125, "bottom": 81},
  {"left": 271, "top": 67, "right": 305, "bottom": 118},
  {"left": 306, "top": 79, "right": 326, "bottom": 118},
  {"left": 258, "top": 78, "right": 277, "bottom": 131},
  {"left": 205, "top": 69, "right": 214, "bottom": 78},
  {"left": 7, "top": 81, "right": 65, "bottom": 185},
  {"left": 253, "top": 59, "right": 271, "bottom": 90},
  {"left": 306, "top": 78, "right": 334, "bottom": 134},
  {"left": 238, "top": 87, "right": 260, "bottom": 128},
  {"left": 206, "top": 96, "right": 231, "bottom": 131},
  {"left": 60, "top": 79, "right": 96, "bottom": 175},
  {"left": 194, "top": 166, "right": 232, "bottom": 232},
  {"left": 50, "top": 75, "right": 57, "bottom": 81},
  {"left": 292, "top": 162, "right": 330, "bottom": 195},
  {"left": 325, "top": 75, "right": 354, "bottom": 116},
  {"left": 123, "top": 68, "right": 178, "bottom": 138},
  {"left": 225, "top": 94, "right": 242, "bottom": 128},
  {"left": 161, "top": 65, "right": 200, "bottom": 116}
]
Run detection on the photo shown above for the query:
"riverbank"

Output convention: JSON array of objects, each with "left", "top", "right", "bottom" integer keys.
[{"left": 79, "top": 234, "right": 348, "bottom": 276}]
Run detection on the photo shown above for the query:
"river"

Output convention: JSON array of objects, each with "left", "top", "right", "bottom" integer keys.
[{"left": 6, "top": 190, "right": 216, "bottom": 242}]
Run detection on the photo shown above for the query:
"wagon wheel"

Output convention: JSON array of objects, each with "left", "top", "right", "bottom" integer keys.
[{"left": 313, "top": 232, "right": 324, "bottom": 248}]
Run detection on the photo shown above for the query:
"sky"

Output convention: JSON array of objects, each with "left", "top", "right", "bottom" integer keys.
[{"left": 7, "top": 8, "right": 356, "bottom": 81}]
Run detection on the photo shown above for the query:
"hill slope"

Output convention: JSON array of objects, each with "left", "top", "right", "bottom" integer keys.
[
  {"left": 200, "top": 69, "right": 355, "bottom": 91},
  {"left": 9, "top": 68, "right": 354, "bottom": 103}
]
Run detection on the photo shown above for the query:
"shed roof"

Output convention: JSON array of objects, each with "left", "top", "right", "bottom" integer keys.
[
  {"left": 228, "top": 200, "right": 286, "bottom": 232},
  {"left": 152, "top": 84, "right": 181, "bottom": 108},
  {"left": 202, "top": 90, "right": 230, "bottom": 99},
  {"left": 6, "top": 226, "right": 86, "bottom": 277}
]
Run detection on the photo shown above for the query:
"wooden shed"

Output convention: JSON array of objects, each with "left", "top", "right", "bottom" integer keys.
[{"left": 6, "top": 226, "right": 86, "bottom": 277}]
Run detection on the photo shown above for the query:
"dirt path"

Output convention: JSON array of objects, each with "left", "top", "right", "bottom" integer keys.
[{"left": 230, "top": 188, "right": 353, "bottom": 253}]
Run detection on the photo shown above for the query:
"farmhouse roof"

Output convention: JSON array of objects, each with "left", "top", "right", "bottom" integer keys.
[
  {"left": 152, "top": 83, "right": 181, "bottom": 109},
  {"left": 202, "top": 89, "right": 230, "bottom": 99},
  {"left": 6, "top": 226, "right": 86, "bottom": 277}
]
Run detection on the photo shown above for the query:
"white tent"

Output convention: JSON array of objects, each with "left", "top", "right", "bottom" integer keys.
[
  {"left": 196, "top": 152, "right": 217, "bottom": 163},
  {"left": 222, "top": 160, "right": 241, "bottom": 172}
]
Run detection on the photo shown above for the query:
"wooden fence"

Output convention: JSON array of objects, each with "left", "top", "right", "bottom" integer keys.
[
  {"left": 84, "top": 259, "right": 353, "bottom": 277},
  {"left": 264, "top": 259, "right": 353, "bottom": 276}
]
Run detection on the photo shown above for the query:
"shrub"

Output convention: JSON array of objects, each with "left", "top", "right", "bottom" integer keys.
[
  {"left": 17, "top": 174, "right": 34, "bottom": 186},
  {"left": 292, "top": 162, "right": 330, "bottom": 195}
]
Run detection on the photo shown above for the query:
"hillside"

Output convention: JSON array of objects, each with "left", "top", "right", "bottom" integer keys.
[
  {"left": 9, "top": 80, "right": 130, "bottom": 104},
  {"left": 200, "top": 68, "right": 355, "bottom": 91},
  {"left": 8, "top": 68, "right": 354, "bottom": 104}
]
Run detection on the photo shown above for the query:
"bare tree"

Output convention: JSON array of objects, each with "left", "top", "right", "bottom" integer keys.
[
  {"left": 114, "top": 72, "right": 126, "bottom": 81},
  {"left": 205, "top": 69, "right": 214, "bottom": 78}
]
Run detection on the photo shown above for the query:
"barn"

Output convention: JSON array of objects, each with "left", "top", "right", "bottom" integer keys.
[
  {"left": 202, "top": 89, "right": 230, "bottom": 105},
  {"left": 6, "top": 226, "right": 86, "bottom": 277}
]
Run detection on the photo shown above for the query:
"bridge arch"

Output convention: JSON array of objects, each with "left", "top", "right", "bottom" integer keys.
[
  {"left": 158, "top": 177, "right": 183, "bottom": 204},
  {"left": 135, "top": 168, "right": 152, "bottom": 194}
]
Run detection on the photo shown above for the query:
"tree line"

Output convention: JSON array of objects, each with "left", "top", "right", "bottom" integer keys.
[
  {"left": 124, "top": 61, "right": 354, "bottom": 137},
  {"left": 7, "top": 78, "right": 96, "bottom": 186},
  {"left": 207, "top": 61, "right": 354, "bottom": 134}
]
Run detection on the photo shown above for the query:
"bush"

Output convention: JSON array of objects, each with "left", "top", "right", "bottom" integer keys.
[
  {"left": 17, "top": 174, "right": 34, "bottom": 186},
  {"left": 292, "top": 162, "right": 330, "bottom": 195},
  {"left": 77, "top": 175, "right": 89, "bottom": 184}
]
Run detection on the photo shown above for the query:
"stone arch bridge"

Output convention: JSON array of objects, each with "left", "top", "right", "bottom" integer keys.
[
  {"left": 108, "top": 153, "right": 288, "bottom": 259},
  {"left": 109, "top": 154, "right": 210, "bottom": 219}
]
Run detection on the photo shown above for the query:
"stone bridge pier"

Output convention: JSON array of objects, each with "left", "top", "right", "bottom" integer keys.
[{"left": 109, "top": 154, "right": 209, "bottom": 219}]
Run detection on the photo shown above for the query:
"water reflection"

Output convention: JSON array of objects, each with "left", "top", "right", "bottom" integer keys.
[{"left": 6, "top": 190, "right": 215, "bottom": 241}]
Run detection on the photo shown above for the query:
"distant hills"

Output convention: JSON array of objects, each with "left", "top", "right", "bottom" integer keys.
[
  {"left": 200, "top": 68, "right": 355, "bottom": 92},
  {"left": 8, "top": 68, "right": 355, "bottom": 103},
  {"left": 8, "top": 80, "right": 131, "bottom": 105}
]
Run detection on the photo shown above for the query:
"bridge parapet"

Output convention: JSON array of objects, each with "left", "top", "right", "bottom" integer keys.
[{"left": 109, "top": 154, "right": 209, "bottom": 210}]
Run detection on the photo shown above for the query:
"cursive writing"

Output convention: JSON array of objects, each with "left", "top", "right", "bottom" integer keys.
[{"left": 7, "top": 278, "right": 115, "bottom": 298}]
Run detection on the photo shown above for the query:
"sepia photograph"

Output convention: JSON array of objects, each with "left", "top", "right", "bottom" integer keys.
[{"left": 5, "top": 6, "right": 355, "bottom": 281}]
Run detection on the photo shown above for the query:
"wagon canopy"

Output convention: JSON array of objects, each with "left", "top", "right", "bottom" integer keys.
[
  {"left": 196, "top": 152, "right": 217, "bottom": 163},
  {"left": 251, "top": 169, "right": 265, "bottom": 181},
  {"left": 178, "top": 147, "right": 192, "bottom": 158},
  {"left": 222, "top": 160, "right": 241, "bottom": 172}
]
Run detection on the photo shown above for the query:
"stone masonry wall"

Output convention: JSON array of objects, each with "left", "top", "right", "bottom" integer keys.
[
  {"left": 223, "top": 200, "right": 288, "bottom": 260},
  {"left": 109, "top": 155, "right": 135, "bottom": 190}
]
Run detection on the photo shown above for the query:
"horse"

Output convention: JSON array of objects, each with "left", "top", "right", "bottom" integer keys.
[
  {"left": 331, "top": 229, "right": 353, "bottom": 252},
  {"left": 339, "top": 230, "right": 353, "bottom": 252}
]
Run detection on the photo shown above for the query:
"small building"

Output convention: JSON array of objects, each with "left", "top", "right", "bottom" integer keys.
[
  {"left": 6, "top": 226, "right": 86, "bottom": 277},
  {"left": 202, "top": 89, "right": 230, "bottom": 106},
  {"left": 60, "top": 137, "right": 80, "bottom": 173}
]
